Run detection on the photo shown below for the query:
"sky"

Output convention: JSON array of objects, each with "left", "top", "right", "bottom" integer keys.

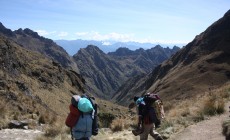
[{"left": 0, "top": 0, "right": 229, "bottom": 46}]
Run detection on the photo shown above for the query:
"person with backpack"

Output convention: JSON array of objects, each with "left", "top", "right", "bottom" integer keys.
[
  {"left": 132, "top": 93, "right": 164, "bottom": 140},
  {"left": 65, "top": 94, "right": 99, "bottom": 140}
]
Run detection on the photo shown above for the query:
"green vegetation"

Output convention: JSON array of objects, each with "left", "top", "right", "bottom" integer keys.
[
  {"left": 202, "top": 96, "right": 225, "bottom": 116},
  {"left": 98, "top": 112, "right": 115, "bottom": 128}
]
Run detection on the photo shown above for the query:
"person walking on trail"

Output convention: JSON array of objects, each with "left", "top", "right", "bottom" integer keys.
[
  {"left": 65, "top": 95, "right": 99, "bottom": 140},
  {"left": 133, "top": 93, "right": 164, "bottom": 140}
]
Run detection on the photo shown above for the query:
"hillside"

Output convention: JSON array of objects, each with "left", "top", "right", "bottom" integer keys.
[
  {"left": 0, "top": 23, "right": 79, "bottom": 72},
  {"left": 0, "top": 35, "right": 85, "bottom": 125},
  {"left": 113, "top": 9, "right": 230, "bottom": 105}
]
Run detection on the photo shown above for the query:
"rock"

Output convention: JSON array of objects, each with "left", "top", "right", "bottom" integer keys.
[{"left": 8, "top": 120, "right": 28, "bottom": 129}]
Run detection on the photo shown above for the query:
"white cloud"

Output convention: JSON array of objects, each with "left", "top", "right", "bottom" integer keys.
[
  {"left": 75, "top": 31, "right": 134, "bottom": 42},
  {"left": 35, "top": 30, "right": 57, "bottom": 36},
  {"left": 136, "top": 38, "right": 189, "bottom": 44},
  {"left": 58, "top": 32, "right": 68, "bottom": 37},
  {"left": 35, "top": 30, "right": 50, "bottom": 36},
  {"left": 75, "top": 32, "right": 88, "bottom": 36},
  {"left": 74, "top": 31, "right": 189, "bottom": 45},
  {"left": 102, "top": 41, "right": 111, "bottom": 45}
]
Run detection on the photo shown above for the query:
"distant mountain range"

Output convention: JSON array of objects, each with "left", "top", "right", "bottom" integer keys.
[
  {"left": 55, "top": 39, "right": 184, "bottom": 55},
  {"left": 73, "top": 45, "right": 179, "bottom": 98}
]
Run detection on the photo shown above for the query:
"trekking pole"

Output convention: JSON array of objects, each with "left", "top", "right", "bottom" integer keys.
[{"left": 71, "top": 128, "right": 74, "bottom": 140}]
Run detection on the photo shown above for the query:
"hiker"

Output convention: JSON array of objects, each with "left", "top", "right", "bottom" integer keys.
[
  {"left": 133, "top": 93, "right": 164, "bottom": 140},
  {"left": 65, "top": 94, "right": 98, "bottom": 140}
]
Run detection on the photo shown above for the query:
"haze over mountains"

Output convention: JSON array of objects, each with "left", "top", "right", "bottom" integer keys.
[{"left": 55, "top": 39, "right": 184, "bottom": 55}]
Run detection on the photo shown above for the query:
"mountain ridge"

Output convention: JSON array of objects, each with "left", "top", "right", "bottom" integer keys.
[
  {"left": 113, "top": 9, "right": 230, "bottom": 105},
  {"left": 0, "top": 23, "right": 79, "bottom": 72},
  {"left": 73, "top": 44, "right": 179, "bottom": 98}
]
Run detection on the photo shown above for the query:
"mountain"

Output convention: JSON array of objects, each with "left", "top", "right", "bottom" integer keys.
[
  {"left": 113, "top": 10, "right": 230, "bottom": 105},
  {"left": 73, "top": 45, "right": 179, "bottom": 98},
  {"left": 55, "top": 39, "right": 183, "bottom": 55},
  {"left": 108, "top": 45, "right": 180, "bottom": 73},
  {"left": 0, "top": 23, "right": 79, "bottom": 72},
  {"left": 0, "top": 34, "right": 85, "bottom": 119},
  {"left": 73, "top": 45, "right": 127, "bottom": 98},
  {"left": 0, "top": 22, "right": 180, "bottom": 100}
]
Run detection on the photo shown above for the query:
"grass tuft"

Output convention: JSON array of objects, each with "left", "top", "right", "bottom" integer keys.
[{"left": 202, "top": 96, "right": 225, "bottom": 116}]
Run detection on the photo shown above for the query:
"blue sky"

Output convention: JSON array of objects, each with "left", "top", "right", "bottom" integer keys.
[{"left": 0, "top": 0, "right": 229, "bottom": 45}]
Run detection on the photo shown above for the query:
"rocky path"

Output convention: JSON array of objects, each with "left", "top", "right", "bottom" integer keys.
[
  {"left": 0, "top": 129, "right": 43, "bottom": 140},
  {"left": 169, "top": 102, "right": 230, "bottom": 140}
]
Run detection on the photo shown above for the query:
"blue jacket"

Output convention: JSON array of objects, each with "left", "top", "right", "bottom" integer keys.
[{"left": 72, "top": 112, "right": 93, "bottom": 139}]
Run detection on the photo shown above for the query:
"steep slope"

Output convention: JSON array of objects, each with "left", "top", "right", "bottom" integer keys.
[
  {"left": 0, "top": 35, "right": 85, "bottom": 118},
  {"left": 73, "top": 45, "right": 126, "bottom": 98},
  {"left": 0, "top": 23, "right": 79, "bottom": 72},
  {"left": 114, "top": 10, "right": 230, "bottom": 105},
  {"left": 73, "top": 45, "right": 179, "bottom": 98}
]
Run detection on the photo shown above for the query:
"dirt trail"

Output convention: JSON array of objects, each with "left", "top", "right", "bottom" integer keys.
[
  {"left": 0, "top": 102, "right": 229, "bottom": 140},
  {"left": 169, "top": 102, "right": 230, "bottom": 140},
  {"left": 0, "top": 129, "right": 43, "bottom": 140}
]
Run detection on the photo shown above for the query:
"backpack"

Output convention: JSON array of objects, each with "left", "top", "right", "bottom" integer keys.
[
  {"left": 65, "top": 95, "right": 81, "bottom": 128},
  {"left": 142, "top": 93, "right": 165, "bottom": 127},
  {"left": 65, "top": 104, "right": 81, "bottom": 128},
  {"left": 81, "top": 95, "right": 99, "bottom": 136},
  {"left": 65, "top": 95, "right": 99, "bottom": 136}
]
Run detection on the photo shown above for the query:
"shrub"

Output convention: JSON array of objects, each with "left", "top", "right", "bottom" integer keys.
[
  {"left": 0, "top": 104, "right": 6, "bottom": 119},
  {"left": 98, "top": 112, "right": 115, "bottom": 128},
  {"left": 110, "top": 118, "right": 131, "bottom": 132},
  {"left": 158, "top": 119, "right": 174, "bottom": 131},
  {"left": 110, "top": 118, "right": 124, "bottom": 132},
  {"left": 38, "top": 114, "right": 46, "bottom": 124},
  {"left": 203, "top": 97, "right": 225, "bottom": 116},
  {"left": 44, "top": 126, "right": 61, "bottom": 138},
  {"left": 38, "top": 112, "right": 57, "bottom": 125},
  {"left": 192, "top": 111, "right": 205, "bottom": 122}
]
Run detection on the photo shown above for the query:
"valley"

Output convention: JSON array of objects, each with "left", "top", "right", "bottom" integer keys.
[{"left": 0, "top": 8, "right": 230, "bottom": 140}]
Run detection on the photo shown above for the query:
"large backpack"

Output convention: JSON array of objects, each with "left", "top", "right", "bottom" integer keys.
[
  {"left": 65, "top": 95, "right": 99, "bottom": 136},
  {"left": 82, "top": 95, "right": 99, "bottom": 136},
  {"left": 65, "top": 95, "right": 81, "bottom": 128},
  {"left": 142, "top": 93, "right": 165, "bottom": 127}
]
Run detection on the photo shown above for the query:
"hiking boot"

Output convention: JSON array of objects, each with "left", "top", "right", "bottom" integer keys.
[
  {"left": 155, "top": 136, "right": 164, "bottom": 140},
  {"left": 132, "top": 128, "right": 143, "bottom": 136}
]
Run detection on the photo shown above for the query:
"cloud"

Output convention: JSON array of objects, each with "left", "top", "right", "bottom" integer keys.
[
  {"left": 75, "top": 32, "right": 88, "bottom": 36},
  {"left": 58, "top": 32, "right": 68, "bottom": 37},
  {"left": 75, "top": 31, "right": 134, "bottom": 42},
  {"left": 35, "top": 30, "right": 50, "bottom": 36},
  {"left": 35, "top": 30, "right": 57, "bottom": 36},
  {"left": 136, "top": 38, "right": 189, "bottom": 45},
  {"left": 74, "top": 31, "right": 189, "bottom": 45}
]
